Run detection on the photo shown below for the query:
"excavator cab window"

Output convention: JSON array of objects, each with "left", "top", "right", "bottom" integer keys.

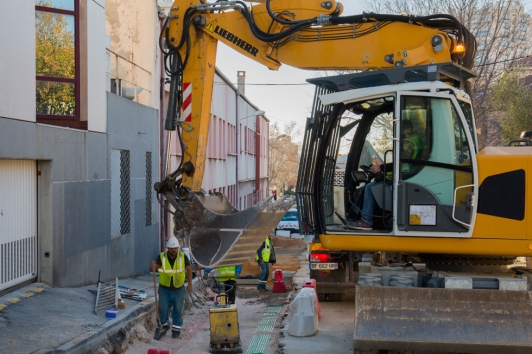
[
  {"left": 328, "top": 93, "right": 476, "bottom": 234},
  {"left": 338, "top": 101, "right": 395, "bottom": 231},
  {"left": 396, "top": 94, "right": 474, "bottom": 232}
]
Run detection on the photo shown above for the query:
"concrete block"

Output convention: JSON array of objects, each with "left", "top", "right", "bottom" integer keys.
[
  {"left": 445, "top": 277, "right": 472, "bottom": 289},
  {"left": 276, "top": 230, "right": 291, "bottom": 237},
  {"left": 499, "top": 278, "right": 527, "bottom": 291},
  {"left": 287, "top": 288, "right": 318, "bottom": 337}
]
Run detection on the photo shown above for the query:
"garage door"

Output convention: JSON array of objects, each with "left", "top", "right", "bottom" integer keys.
[{"left": 0, "top": 160, "right": 37, "bottom": 291}]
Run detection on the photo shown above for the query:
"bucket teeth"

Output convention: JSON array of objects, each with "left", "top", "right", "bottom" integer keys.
[{"left": 174, "top": 194, "right": 294, "bottom": 268}]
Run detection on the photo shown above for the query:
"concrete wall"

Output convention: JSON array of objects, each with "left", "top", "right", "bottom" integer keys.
[
  {"left": 88, "top": 0, "right": 108, "bottom": 133},
  {"left": 0, "top": 92, "right": 159, "bottom": 287}
]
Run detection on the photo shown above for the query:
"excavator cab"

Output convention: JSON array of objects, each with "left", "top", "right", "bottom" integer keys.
[{"left": 298, "top": 63, "right": 479, "bottom": 240}]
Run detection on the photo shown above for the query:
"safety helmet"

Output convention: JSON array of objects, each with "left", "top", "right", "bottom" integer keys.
[{"left": 166, "top": 237, "right": 180, "bottom": 248}]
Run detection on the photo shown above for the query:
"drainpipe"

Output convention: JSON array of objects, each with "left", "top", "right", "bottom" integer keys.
[
  {"left": 254, "top": 115, "right": 260, "bottom": 203},
  {"left": 235, "top": 91, "right": 240, "bottom": 210},
  {"left": 158, "top": 5, "right": 167, "bottom": 251}
]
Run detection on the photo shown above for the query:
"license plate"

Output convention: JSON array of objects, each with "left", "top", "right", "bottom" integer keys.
[{"left": 310, "top": 262, "right": 338, "bottom": 270}]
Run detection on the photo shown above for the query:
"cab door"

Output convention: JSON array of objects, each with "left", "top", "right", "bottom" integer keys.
[{"left": 394, "top": 92, "right": 478, "bottom": 237}]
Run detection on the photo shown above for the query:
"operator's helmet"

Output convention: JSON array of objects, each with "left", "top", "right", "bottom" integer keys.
[{"left": 166, "top": 237, "right": 180, "bottom": 248}]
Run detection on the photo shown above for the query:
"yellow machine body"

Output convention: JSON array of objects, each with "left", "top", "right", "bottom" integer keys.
[{"left": 209, "top": 304, "right": 241, "bottom": 352}]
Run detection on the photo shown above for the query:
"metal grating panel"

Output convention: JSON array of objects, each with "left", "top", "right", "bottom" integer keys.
[
  {"left": 297, "top": 85, "right": 337, "bottom": 235},
  {"left": 0, "top": 160, "right": 37, "bottom": 291},
  {"left": 255, "top": 325, "right": 274, "bottom": 332},
  {"left": 94, "top": 278, "right": 118, "bottom": 314},
  {"left": 145, "top": 151, "right": 152, "bottom": 226},
  {"left": 259, "top": 317, "right": 276, "bottom": 324},
  {"left": 111, "top": 149, "right": 130, "bottom": 237},
  {"left": 120, "top": 150, "right": 131, "bottom": 234},
  {"left": 334, "top": 170, "right": 345, "bottom": 186},
  {"left": 245, "top": 334, "right": 271, "bottom": 354}
]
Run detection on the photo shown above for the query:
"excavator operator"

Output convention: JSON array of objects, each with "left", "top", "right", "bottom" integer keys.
[{"left": 348, "top": 120, "right": 422, "bottom": 231}]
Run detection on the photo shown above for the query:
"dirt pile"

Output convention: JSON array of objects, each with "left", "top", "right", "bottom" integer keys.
[{"left": 240, "top": 236, "right": 307, "bottom": 285}]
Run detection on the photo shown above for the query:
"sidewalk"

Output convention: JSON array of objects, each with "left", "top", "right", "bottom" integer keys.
[
  {"left": 0, "top": 237, "right": 336, "bottom": 354},
  {"left": 0, "top": 274, "right": 203, "bottom": 354}
]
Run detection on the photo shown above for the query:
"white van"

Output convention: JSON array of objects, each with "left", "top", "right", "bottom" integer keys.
[{"left": 276, "top": 208, "right": 299, "bottom": 235}]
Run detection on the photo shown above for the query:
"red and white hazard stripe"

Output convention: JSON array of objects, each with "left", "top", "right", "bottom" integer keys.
[{"left": 182, "top": 82, "right": 192, "bottom": 122}]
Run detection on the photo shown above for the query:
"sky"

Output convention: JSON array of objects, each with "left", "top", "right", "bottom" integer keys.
[{"left": 214, "top": 2, "right": 366, "bottom": 141}]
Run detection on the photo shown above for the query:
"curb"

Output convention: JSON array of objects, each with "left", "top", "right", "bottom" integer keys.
[
  {"left": 36, "top": 276, "right": 205, "bottom": 354},
  {"left": 40, "top": 299, "right": 156, "bottom": 354}
]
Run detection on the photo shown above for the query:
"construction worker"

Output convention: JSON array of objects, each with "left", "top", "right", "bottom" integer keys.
[
  {"left": 256, "top": 233, "right": 276, "bottom": 291},
  {"left": 150, "top": 237, "right": 193, "bottom": 339},
  {"left": 204, "top": 265, "right": 242, "bottom": 304}
]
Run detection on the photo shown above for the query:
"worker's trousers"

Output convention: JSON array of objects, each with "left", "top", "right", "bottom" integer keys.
[
  {"left": 257, "top": 261, "right": 269, "bottom": 289},
  {"left": 158, "top": 285, "right": 186, "bottom": 332},
  {"left": 361, "top": 181, "right": 377, "bottom": 225}
]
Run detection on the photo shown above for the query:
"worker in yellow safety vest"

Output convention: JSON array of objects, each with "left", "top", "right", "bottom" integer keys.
[
  {"left": 255, "top": 233, "right": 276, "bottom": 291},
  {"left": 204, "top": 265, "right": 242, "bottom": 304},
  {"left": 150, "top": 237, "right": 193, "bottom": 339}
]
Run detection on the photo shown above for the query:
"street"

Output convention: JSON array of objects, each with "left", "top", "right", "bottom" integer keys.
[{"left": 124, "top": 235, "right": 357, "bottom": 354}]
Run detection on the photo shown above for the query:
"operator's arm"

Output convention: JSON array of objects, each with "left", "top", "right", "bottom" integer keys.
[{"left": 371, "top": 163, "right": 393, "bottom": 174}]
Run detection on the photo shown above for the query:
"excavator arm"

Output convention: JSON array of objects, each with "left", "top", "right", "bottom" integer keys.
[{"left": 155, "top": 0, "right": 476, "bottom": 267}]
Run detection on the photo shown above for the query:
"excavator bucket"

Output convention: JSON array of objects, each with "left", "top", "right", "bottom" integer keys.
[
  {"left": 353, "top": 285, "right": 532, "bottom": 353},
  {"left": 174, "top": 193, "right": 293, "bottom": 268}
]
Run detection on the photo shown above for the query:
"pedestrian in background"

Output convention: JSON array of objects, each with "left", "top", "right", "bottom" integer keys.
[
  {"left": 273, "top": 189, "right": 278, "bottom": 200},
  {"left": 150, "top": 237, "right": 193, "bottom": 339},
  {"left": 256, "top": 233, "right": 276, "bottom": 291},
  {"left": 204, "top": 265, "right": 242, "bottom": 304}
]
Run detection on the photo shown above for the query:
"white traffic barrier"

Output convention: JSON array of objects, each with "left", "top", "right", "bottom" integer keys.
[{"left": 287, "top": 287, "right": 318, "bottom": 337}]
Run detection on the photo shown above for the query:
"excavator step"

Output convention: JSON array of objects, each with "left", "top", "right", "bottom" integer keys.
[{"left": 354, "top": 285, "right": 532, "bottom": 353}]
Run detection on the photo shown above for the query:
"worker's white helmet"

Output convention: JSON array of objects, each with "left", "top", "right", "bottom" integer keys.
[{"left": 166, "top": 237, "right": 180, "bottom": 248}]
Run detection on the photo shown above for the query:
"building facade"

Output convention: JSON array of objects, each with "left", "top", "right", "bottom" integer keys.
[
  {"left": 0, "top": 0, "right": 269, "bottom": 290},
  {"left": 0, "top": 0, "right": 160, "bottom": 290}
]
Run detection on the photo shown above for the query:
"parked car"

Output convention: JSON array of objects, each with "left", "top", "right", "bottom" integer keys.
[{"left": 276, "top": 208, "right": 299, "bottom": 234}]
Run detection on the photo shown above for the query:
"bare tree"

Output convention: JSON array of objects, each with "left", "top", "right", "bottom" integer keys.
[
  {"left": 362, "top": 0, "right": 531, "bottom": 148},
  {"left": 269, "top": 121, "right": 301, "bottom": 195}
]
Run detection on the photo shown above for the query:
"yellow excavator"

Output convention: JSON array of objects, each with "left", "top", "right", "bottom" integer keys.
[{"left": 155, "top": 0, "right": 532, "bottom": 352}]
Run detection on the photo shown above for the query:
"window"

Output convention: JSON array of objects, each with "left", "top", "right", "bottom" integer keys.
[
  {"left": 400, "top": 96, "right": 473, "bottom": 207},
  {"left": 35, "top": 0, "right": 82, "bottom": 128}
]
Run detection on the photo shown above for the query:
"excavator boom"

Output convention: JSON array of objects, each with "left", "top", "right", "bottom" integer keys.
[{"left": 156, "top": 0, "right": 476, "bottom": 269}]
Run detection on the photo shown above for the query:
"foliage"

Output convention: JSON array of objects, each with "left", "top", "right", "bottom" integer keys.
[
  {"left": 269, "top": 121, "right": 301, "bottom": 194},
  {"left": 36, "top": 2, "right": 76, "bottom": 116},
  {"left": 490, "top": 69, "right": 532, "bottom": 143}
]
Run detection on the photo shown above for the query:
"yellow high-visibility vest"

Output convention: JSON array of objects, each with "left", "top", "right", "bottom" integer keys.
[{"left": 158, "top": 251, "right": 186, "bottom": 288}]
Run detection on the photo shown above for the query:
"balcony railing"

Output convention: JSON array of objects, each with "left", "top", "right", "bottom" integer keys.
[{"left": 106, "top": 48, "right": 152, "bottom": 106}]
